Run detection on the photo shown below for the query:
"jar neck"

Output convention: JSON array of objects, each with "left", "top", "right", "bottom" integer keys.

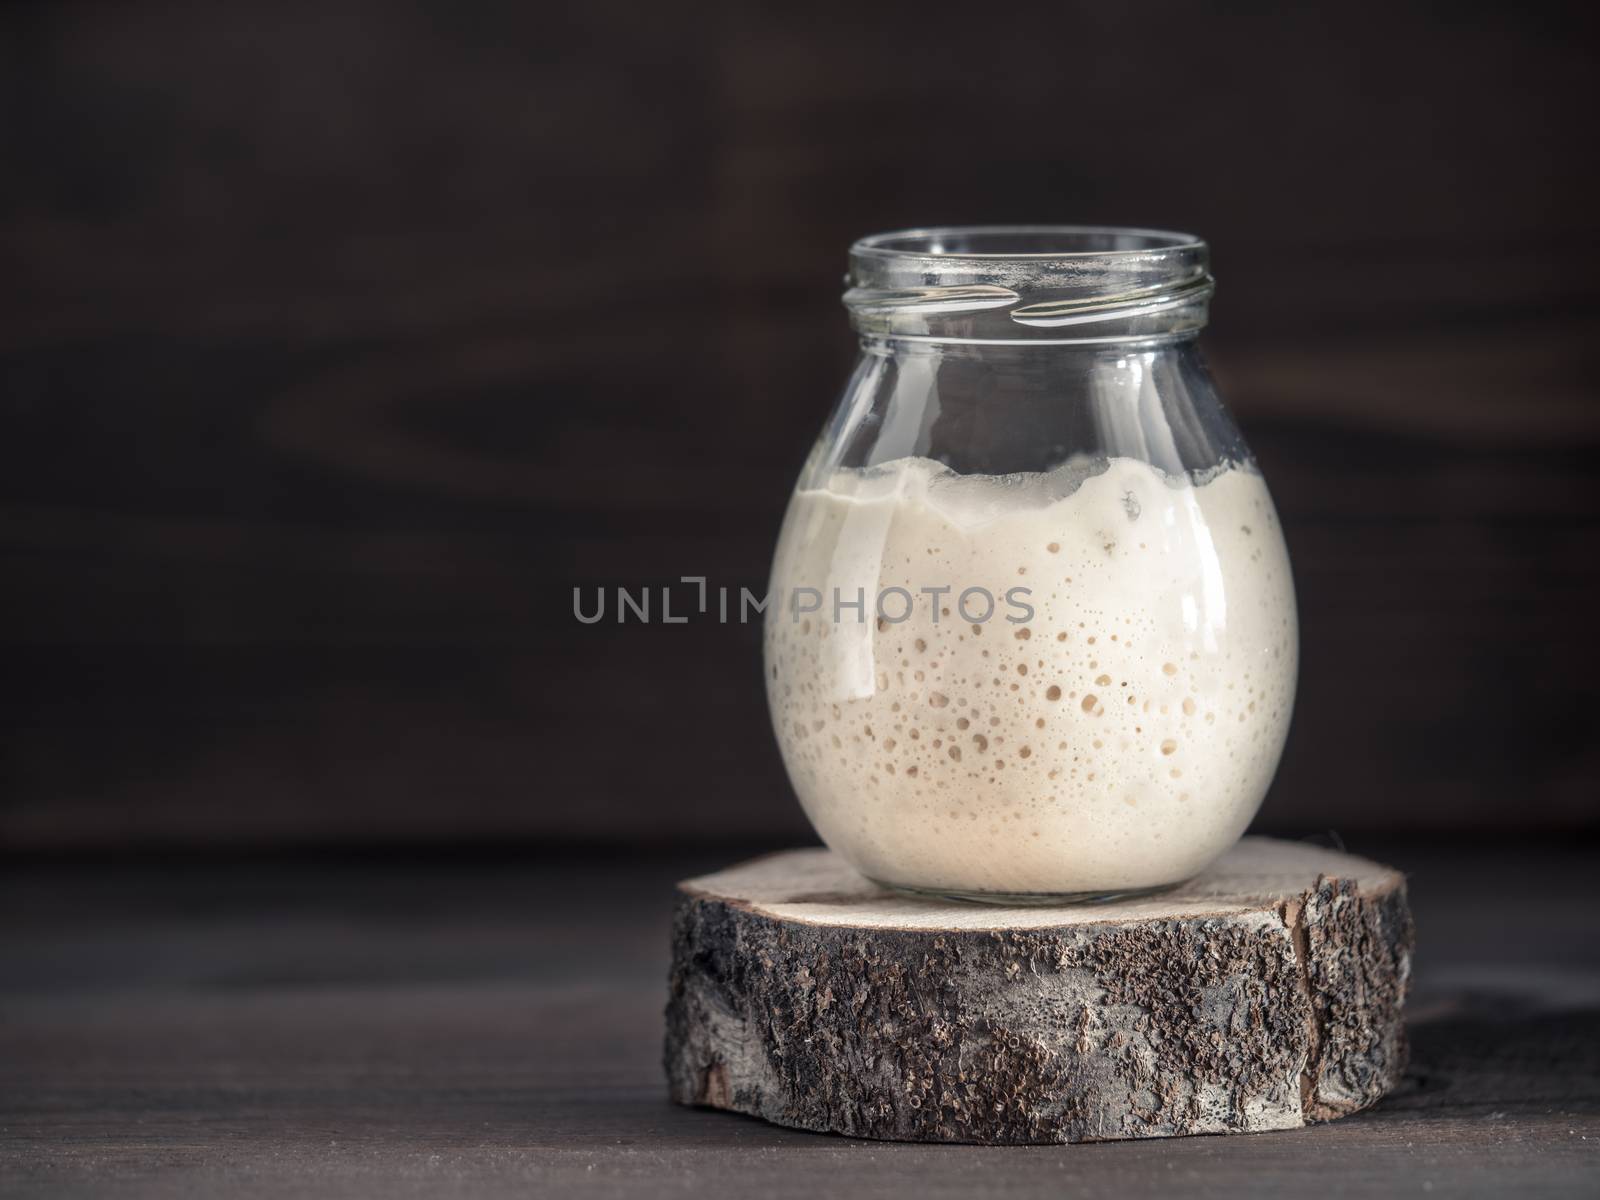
[{"left": 844, "top": 225, "right": 1213, "bottom": 345}]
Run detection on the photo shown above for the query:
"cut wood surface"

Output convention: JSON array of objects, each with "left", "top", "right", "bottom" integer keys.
[
  {"left": 666, "top": 837, "right": 1413, "bottom": 1143},
  {"left": 3, "top": 846, "right": 1597, "bottom": 1198}
]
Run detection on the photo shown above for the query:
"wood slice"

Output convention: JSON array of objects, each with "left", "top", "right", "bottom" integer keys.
[{"left": 664, "top": 837, "right": 1412, "bottom": 1144}]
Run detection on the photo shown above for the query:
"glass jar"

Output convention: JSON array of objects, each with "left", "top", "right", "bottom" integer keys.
[{"left": 763, "top": 226, "right": 1298, "bottom": 903}]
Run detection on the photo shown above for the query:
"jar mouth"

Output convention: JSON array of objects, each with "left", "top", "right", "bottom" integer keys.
[
  {"left": 846, "top": 224, "right": 1213, "bottom": 344},
  {"left": 851, "top": 225, "right": 1205, "bottom": 262}
]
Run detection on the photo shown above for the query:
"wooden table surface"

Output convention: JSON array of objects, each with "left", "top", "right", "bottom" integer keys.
[{"left": 2, "top": 841, "right": 1597, "bottom": 1198}]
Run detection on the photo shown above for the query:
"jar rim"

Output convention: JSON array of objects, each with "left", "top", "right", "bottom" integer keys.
[
  {"left": 845, "top": 225, "right": 1213, "bottom": 343},
  {"left": 851, "top": 225, "right": 1206, "bottom": 262}
]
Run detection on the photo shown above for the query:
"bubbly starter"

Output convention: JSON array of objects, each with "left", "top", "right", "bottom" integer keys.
[{"left": 764, "top": 456, "right": 1297, "bottom": 896}]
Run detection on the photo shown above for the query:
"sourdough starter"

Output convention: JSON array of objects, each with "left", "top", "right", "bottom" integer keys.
[{"left": 764, "top": 456, "right": 1297, "bottom": 896}]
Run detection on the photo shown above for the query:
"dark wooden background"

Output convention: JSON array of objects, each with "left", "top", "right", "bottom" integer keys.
[{"left": 3, "top": 0, "right": 1597, "bottom": 850}]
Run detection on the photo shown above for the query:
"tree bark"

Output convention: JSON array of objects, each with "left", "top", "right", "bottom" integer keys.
[{"left": 664, "top": 837, "right": 1412, "bottom": 1144}]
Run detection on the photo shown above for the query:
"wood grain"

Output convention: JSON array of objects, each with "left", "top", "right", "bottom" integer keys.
[
  {"left": 0, "top": 843, "right": 1595, "bottom": 1197},
  {"left": 2, "top": 0, "right": 1597, "bottom": 848}
]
